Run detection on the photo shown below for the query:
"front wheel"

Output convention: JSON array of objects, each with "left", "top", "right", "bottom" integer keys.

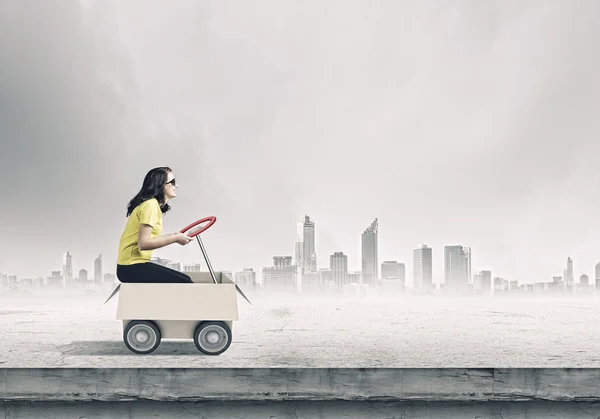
[
  {"left": 194, "top": 321, "right": 232, "bottom": 355},
  {"left": 123, "top": 320, "right": 161, "bottom": 354}
]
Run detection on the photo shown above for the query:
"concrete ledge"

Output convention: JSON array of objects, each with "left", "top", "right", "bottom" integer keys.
[{"left": 1, "top": 368, "right": 600, "bottom": 402}]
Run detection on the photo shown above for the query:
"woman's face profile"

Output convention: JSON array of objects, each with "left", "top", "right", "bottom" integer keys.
[{"left": 164, "top": 172, "right": 178, "bottom": 200}]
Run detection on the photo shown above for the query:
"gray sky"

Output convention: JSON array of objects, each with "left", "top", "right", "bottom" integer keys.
[{"left": 1, "top": 0, "right": 600, "bottom": 285}]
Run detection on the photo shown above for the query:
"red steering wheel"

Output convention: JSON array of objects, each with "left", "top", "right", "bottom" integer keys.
[{"left": 180, "top": 216, "right": 217, "bottom": 237}]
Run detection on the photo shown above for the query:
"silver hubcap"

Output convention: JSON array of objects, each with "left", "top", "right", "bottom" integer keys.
[
  {"left": 199, "top": 325, "right": 228, "bottom": 353},
  {"left": 127, "top": 324, "right": 157, "bottom": 352}
]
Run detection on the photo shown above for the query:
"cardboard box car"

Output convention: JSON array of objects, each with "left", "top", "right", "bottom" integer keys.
[{"left": 104, "top": 271, "right": 251, "bottom": 354}]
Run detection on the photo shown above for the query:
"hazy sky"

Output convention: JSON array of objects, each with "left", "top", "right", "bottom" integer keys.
[{"left": 1, "top": 0, "right": 600, "bottom": 285}]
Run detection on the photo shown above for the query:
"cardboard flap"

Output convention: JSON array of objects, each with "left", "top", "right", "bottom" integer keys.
[
  {"left": 235, "top": 284, "right": 252, "bottom": 305},
  {"left": 104, "top": 284, "right": 121, "bottom": 304},
  {"left": 104, "top": 281, "right": 250, "bottom": 305}
]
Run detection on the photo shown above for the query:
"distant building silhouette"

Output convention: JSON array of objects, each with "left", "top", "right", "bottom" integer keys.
[
  {"left": 47, "top": 271, "right": 63, "bottom": 288},
  {"left": 63, "top": 252, "right": 73, "bottom": 282},
  {"left": 444, "top": 245, "right": 471, "bottom": 293},
  {"left": 295, "top": 215, "right": 317, "bottom": 274},
  {"left": 330, "top": 252, "right": 348, "bottom": 288},
  {"left": 262, "top": 256, "right": 296, "bottom": 293},
  {"left": 184, "top": 263, "right": 202, "bottom": 273},
  {"left": 361, "top": 218, "right": 378, "bottom": 286},
  {"left": 566, "top": 257, "right": 574, "bottom": 288},
  {"left": 473, "top": 270, "right": 492, "bottom": 295},
  {"left": 235, "top": 268, "right": 257, "bottom": 290},
  {"left": 413, "top": 245, "right": 432, "bottom": 291},
  {"left": 348, "top": 271, "right": 360, "bottom": 284},
  {"left": 94, "top": 254, "right": 102, "bottom": 285},
  {"left": 381, "top": 261, "right": 405, "bottom": 282},
  {"left": 381, "top": 260, "right": 406, "bottom": 293}
]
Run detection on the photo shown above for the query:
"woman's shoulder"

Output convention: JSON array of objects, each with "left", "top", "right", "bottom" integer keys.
[
  {"left": 140, "top": 197, "right": 160, "bottom": 205},
  {"left": 137, "top": 197, "right": 161, "bottom": 211}
]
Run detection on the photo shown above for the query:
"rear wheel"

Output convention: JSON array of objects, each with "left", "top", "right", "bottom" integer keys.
[
  {"left": 194, "top": 321, "right": 232, "bottom": 355},
  {"left": 123, "top": 320, "right": 161, "bottom": 354}
]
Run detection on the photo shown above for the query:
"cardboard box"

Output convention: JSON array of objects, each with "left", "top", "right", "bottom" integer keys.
[{"left": 105, "top": 271, "right": 250, "bottom": 355}]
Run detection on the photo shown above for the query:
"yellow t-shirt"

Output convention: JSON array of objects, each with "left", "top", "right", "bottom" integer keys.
[{"left": 117, "top": 198, "right": 163, "bottom": 265}]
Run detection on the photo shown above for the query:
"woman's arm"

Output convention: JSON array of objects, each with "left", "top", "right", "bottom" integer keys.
[{"left": 138, "top": 224, "right": 177, "bottom": 251}]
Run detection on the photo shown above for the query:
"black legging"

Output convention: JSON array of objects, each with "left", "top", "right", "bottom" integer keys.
[{"left": 116, "top": 262, "right": 193, "bottom": 283}]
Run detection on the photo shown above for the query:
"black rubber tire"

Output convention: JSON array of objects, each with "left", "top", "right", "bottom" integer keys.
[
  {"left": 123, "top": 320, "right": 161, "bottom": 354},
  {"left": 193, "top": 321, "right": 232, "bottom": 355}
]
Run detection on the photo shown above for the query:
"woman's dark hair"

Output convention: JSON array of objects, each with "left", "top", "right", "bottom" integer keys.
[{"left": 126, "top": 167, "right": 173, "bottom": 217}]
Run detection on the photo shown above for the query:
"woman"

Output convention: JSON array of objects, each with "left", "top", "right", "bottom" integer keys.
[{"left": 116, "top": 166, "right": 194, "bottom": 283}]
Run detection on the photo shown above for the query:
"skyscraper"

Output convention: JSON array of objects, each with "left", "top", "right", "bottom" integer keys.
[
  {"left": 413, "top": 245, "right": 433, "bottom": 290},
  {"left": 94, "top": 253, "right": 102, "bottom": 285},
  {"left": 294, "top": 222, "right": 303, "bottom": 273},
  {"left": 444, "top": 245, "right": 470, "bottom": 292},
  {"left": 274, "top": 256, "right": 293, "bottom": 269},
  {"left": 63, "top": 251, "right": 73, "bottom": 282},
  {"left": 262, "top": 256, "right": 296, "bottom": 293},
  {"left": 566, "top": 257, "right": 574, "bottom": 286},
  {"left": 465, "top": 247, "right": 472, "bottom": 284},
  {"left": 330, "top": 252, "right": 348, "bottom": 288},
  {"left": 295, "top": 215, "right": 316, "bottom": 274},
  {"left": 361, "top": 218, "right": 378, "bottom": 286},
  {"left": 381, "top": 261, "right": 405, "bottom": 280},
  {"left": 473, "top": 270, "right": 492, "bottom": 295}
]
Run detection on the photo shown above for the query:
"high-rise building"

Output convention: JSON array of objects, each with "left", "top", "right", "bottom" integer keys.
[
  {"left": 94, "top": 254, "right": 102, "bottom": 285},
  {"left": 330, "top": 252, "right": 348, "bottom": 288},
  {"left": 63, "top": 251, "right": 73, "bottom": 282},
  {"left": 348, "top": 271, "right": 360, "bottom": 284},
  {"left": 596, "top": 262, "right": 600, "bottom": 290},
  {"left": 294, "top": 222, "right": 303, "bottom": 272},
  {"left": 274, "top": 256, "right": 293, "bottom": 269},
  {"left": 444, "top": 245, "right": 471, "bottom": 292},
  {"left": 465, "top": 247, "right": 472, "bottom": 284},
  {"left": 473, "top": 270, "right": 492, "bottom": 295},
  {"left": 381, "top": 261, "right": 405, "bottom": 293},
  {"left": 566, "top": 257, "right": 574, "bottom": 286},
  {"left": 381, "top": 261, "right": 405, "bottom": 281},
  {"left": 295, "top": 215, "right": 317, "bottom": 274},
  {"left": 184, "top": 264, "right": 202, "bottom": 273},
  {"left": 262, "top": 256, "right": 296, "bottom": 293},
  {"left": 413, "top": 245, "right": 433, "bottom": 290},
  {"left": 361, "top": 218, "right": 378, "bottom": 286},
  {"left": 47, "top": 271, "right": 63, "bottom": 288}
]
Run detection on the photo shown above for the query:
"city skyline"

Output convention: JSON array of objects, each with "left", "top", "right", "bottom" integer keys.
[
  {"left": 3, "top": 250, "right": 599, "bottom": 298},
  {"left": 3, "top": 214, "right": 600, "bottom": 291}
]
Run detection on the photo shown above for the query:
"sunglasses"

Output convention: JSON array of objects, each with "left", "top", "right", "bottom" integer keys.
[{"left": 166, "top": 178, "right": 177, "bottom": 186}]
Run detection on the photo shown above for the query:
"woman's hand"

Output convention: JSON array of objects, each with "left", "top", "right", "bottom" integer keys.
[{"left": 174, "top": 232, "right": 193, "bottom": 246}]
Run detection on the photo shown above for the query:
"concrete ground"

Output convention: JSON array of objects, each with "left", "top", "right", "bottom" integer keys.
[
  {"left": 3, "top": 367, "right": 600, "bottom": 418},
  {"left": 3, "top": 291, "right": 600, "bottom": 418},
  {"left": 1, "top": 292, "right": 600, "bottom": 367}
]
